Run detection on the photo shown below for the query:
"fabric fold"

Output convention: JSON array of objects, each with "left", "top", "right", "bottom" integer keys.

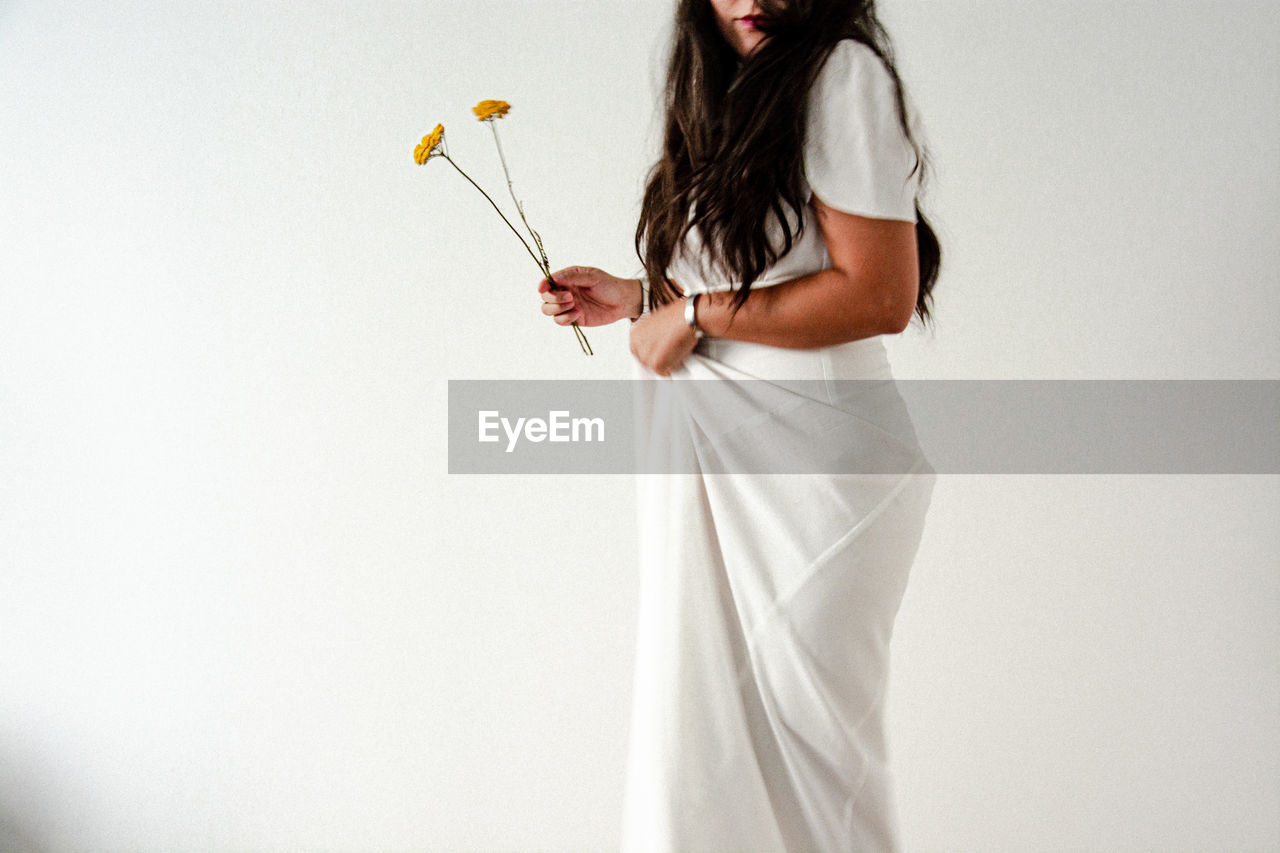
[{"left": 623, "top": 341, "right": 935, "bottom": 853}]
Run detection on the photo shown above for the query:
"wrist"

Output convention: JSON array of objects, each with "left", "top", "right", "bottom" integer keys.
[
  {"left": 629, "top": 277, "right": 648, "bottom": 322},
  {"left": 694, "top": 291, "right": 718, "bottom": 338}
]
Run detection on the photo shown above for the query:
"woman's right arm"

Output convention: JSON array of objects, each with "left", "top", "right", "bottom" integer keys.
[{"left": 538, "top": 267, "right": 644, "bottom": 327}]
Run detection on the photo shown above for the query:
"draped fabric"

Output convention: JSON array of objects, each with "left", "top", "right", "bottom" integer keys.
[{"left": 621, "top": 335, "right": 935, "bottom": 852}]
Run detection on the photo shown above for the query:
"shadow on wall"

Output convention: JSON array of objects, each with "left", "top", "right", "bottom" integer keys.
[
  {"left": 0, "top": 808, "right": 48, "bottom": 853},
  {"left": 0, "top": 745, "right": 55, "bottom": 853}
]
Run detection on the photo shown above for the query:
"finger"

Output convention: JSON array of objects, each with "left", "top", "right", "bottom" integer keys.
[
  {"left": 547, "top": 266, "right": 594, "bottom": 289},
  {"left": 541, "top": 290, "right": 573, "bottom": 305},
  {"left": 539, "top": 276, "right": 576, "bottom": 293},
  {"left": 554, "top": 309, "right": 582, "bottom": 325},
  {"left": 542, "top": 300, "right": 575, "bottom": 317}
]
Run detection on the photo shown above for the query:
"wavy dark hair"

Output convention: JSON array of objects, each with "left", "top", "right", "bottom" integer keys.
[{"left": 635, "top": 0, "right": 941, "bottom": 328}]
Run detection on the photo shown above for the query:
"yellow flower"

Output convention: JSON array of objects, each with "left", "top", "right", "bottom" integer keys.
[
  {"left": 472, "top": 100, "right": 512, "bottom": 122},
  {"left": 414, "top": 124, "right": 444, "bottom": 164}
]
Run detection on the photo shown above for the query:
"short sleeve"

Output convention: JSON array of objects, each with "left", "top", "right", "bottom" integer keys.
[{"left": 804, "top": 40, "right": 922, "bottom": 222}]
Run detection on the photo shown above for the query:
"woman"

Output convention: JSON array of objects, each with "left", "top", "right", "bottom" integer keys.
[{"left": 538, "top": 1, "right": 939, "bottom": 849}]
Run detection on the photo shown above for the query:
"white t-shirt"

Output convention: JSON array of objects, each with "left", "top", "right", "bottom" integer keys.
[{"left": 670, "top": 39, "right": 925, "bottom": 296}]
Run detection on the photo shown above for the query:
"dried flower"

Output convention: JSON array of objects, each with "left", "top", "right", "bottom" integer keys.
[
  {"left": 413, "top": 124, "right": 444, "bottom": 164},
  {"left": 472, "top": 100, "right": 512, "bottom": 122},
  {"left": 413, "top": 103, "right": 592, "bottom": 355}
]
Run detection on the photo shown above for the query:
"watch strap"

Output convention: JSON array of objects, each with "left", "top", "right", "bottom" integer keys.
[{"left": 684, "top": 293, "right": 704, "bottom": 338}]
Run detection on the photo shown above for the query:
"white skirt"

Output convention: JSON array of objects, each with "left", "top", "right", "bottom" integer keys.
[{"left": 622, "top": 334, "right": 936, "bottom": 853}]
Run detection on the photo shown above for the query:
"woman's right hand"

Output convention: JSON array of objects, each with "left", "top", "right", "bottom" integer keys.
[{"left": 538, "top": 266, "right": 642, "bottom": 328}]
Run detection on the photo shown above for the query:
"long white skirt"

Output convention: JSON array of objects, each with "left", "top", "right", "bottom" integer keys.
[{"left": 622, "top": 334, "right": 935, "bottom": 853}]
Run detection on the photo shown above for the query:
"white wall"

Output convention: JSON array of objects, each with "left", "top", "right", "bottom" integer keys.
[{"left": 1, "top": 1, "right": 1276, "bottom": 851}]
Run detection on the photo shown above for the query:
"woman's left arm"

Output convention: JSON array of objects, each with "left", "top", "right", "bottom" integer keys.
[
  {"left": 629, "top": 193, "right": 919, "bottom": 374},
  {"left": 696, "top": 192, "right": 920, "bottom": 348}
]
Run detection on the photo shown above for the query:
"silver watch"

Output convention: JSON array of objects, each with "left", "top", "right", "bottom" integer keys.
[{"left": 684, "top": 293, "right": 705, "bottom": 339}]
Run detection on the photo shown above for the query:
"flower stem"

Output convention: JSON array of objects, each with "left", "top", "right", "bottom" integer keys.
[
  {"left": 442, "top": 154, "right": 545, "bottom": 272},
  {"left": 486, "top": 124, "right": 592, "bottom": 355},
  {"left": 487, "top": 123, "right": 550, "bottom": 271},
  {"left": 442, "top": 153, "right": 592, "bottom": 355}
]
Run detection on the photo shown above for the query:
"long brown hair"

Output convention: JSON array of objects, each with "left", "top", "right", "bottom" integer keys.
[{"left": 635, "top": 0, "right": 941, "bottom": 327}]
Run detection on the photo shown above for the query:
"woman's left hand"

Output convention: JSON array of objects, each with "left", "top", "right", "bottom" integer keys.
[{"left": 629, "top": 298, "right": 700, "bottom": 377}]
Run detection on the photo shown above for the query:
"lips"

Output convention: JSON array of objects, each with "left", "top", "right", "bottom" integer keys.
[{"left": 739, "top": 15, "right": 769, "bottom": 30}]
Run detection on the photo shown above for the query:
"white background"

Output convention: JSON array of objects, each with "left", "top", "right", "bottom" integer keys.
[{"left": 2, "top": 0, "right": 1277, "bottom": 850}]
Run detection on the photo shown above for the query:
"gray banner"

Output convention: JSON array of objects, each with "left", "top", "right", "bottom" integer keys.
[{"left": 447, "top": 380, "right": 1280, "bottom": 475}]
